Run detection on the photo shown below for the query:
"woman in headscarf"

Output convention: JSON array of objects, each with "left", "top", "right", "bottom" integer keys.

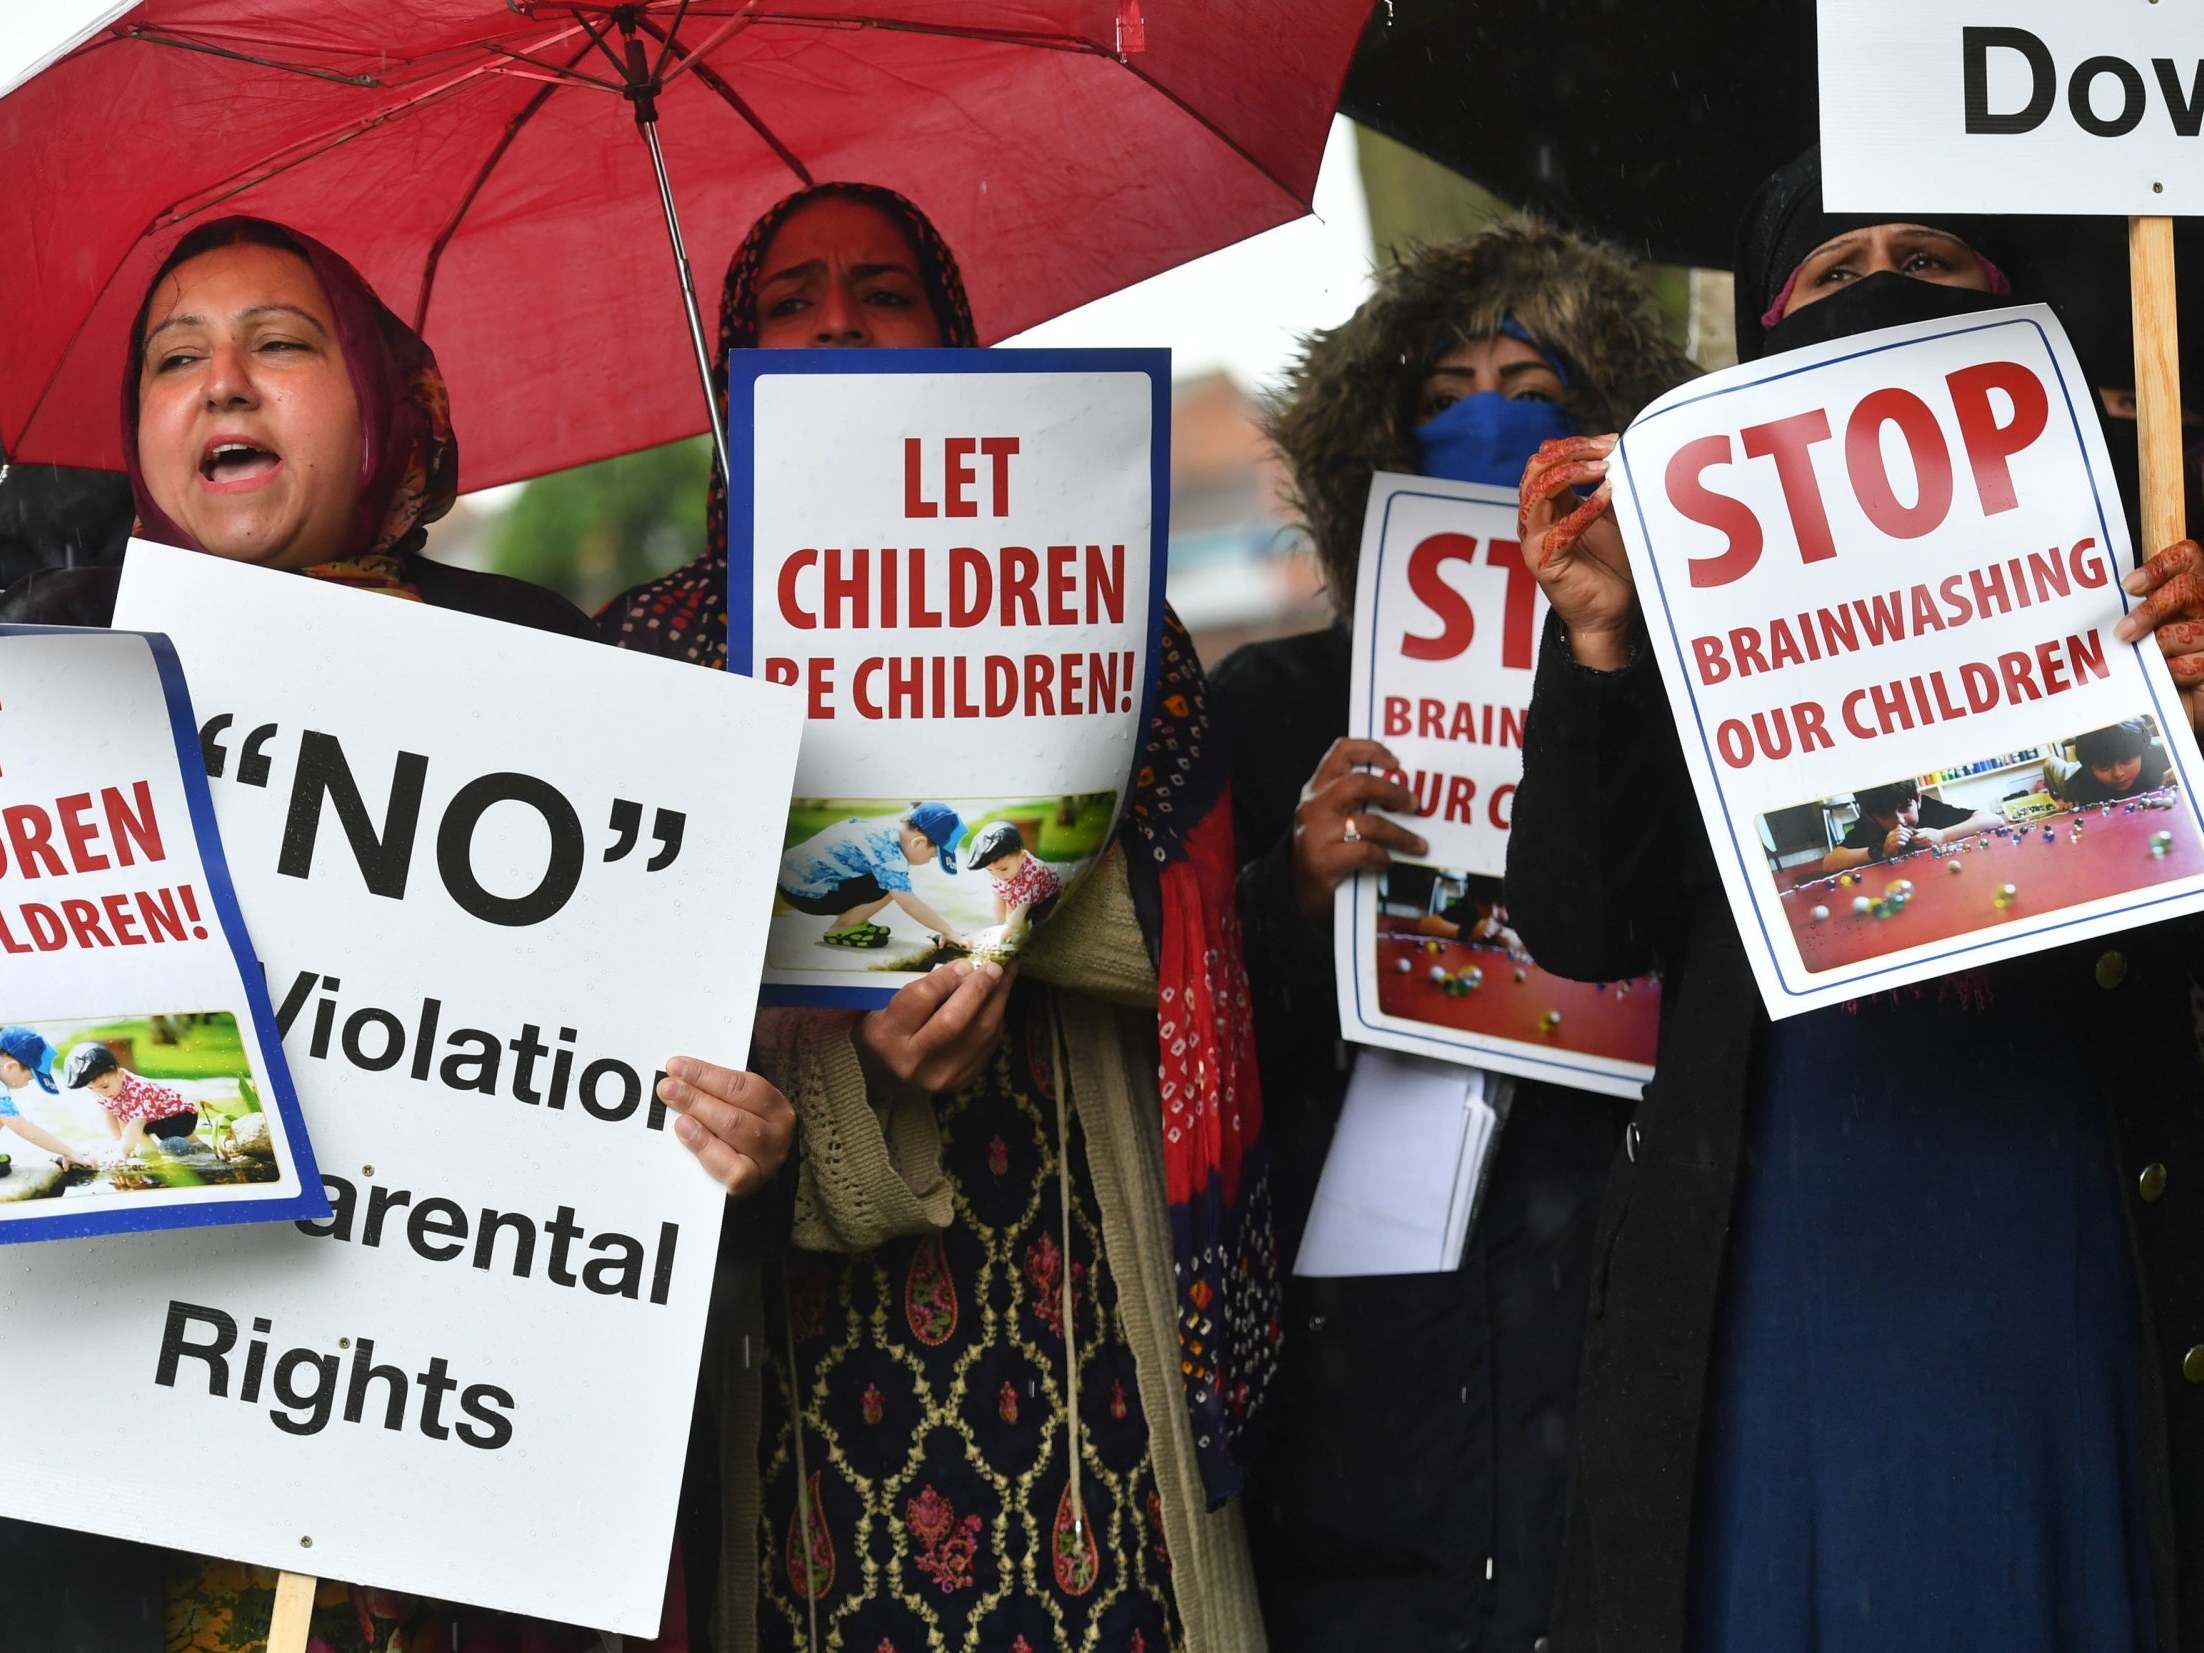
[
  {"left": 1214, "top": 217, "right": 1696, "bottom": 1652},
  {"left": 1510, "top": 147, "right": 2201, "bottom": 1653},
  {"left": 600, "top": 182, "right": 1277, "bottom": 1653},
  {"left": 0, "top": 214, "right": 795, "bottom": 1653}
]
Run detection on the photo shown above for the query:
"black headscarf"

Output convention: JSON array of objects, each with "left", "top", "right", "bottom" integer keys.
[{"left": 1733, "top": 147, "right": 2020, "bottom": 362}]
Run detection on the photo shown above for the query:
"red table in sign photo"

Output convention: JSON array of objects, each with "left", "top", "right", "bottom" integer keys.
[
  {"left": 1778, "top": 792, "right": 2202, "bottom": 973},
  {"left": 1373, "top": 932, "right": 1663, "bottom": 1067}
]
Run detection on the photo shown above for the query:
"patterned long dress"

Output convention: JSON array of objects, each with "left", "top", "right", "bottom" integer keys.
[{"left": 757, "top": 986, "right": 1181, "bottom": 1653}]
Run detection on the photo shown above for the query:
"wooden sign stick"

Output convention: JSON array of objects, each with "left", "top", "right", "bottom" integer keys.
[
  {"left": 267, "top": 1569, "right": 318, "bottom": 1653},
  {"left": 2129, "top": 215, "right": 2186, "bottom": 553}
]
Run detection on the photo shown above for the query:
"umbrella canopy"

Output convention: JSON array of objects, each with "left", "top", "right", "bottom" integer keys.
[
  {"left": 2, "top": 0, "right": 1372, "bottom": 490},
  {"left": 1339, "top": 1, "right": 1819, "bottom": 271}
]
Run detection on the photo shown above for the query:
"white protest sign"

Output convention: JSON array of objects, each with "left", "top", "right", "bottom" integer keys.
[
  {"left": 731, "top": 347, "right": 1166, "bottom": 1005},
  {"left": 1820, "top": 1, "right": 2204, "bottom": 215},
  {"left": 0, "top": 545, "right": 803, "bottom": 1635},
  {"left": 1333, "top": 475, "right": 1656, "bottom": 1097},
  {"left": 1611, "top": 304, "right": 2204, "bottom": 1017},
  {"left": 0, "top": 626, "right": 321, "bottom": 1242},
  {"left": 1349, "top": 474, "right": 1544, "bottom": 877}
]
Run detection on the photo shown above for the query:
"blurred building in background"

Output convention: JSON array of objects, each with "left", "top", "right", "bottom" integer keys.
[{"left": 1165, "top": 371, "right": 1327, "bottom": 666}]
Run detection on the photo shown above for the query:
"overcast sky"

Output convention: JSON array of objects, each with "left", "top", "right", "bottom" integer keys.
[{"left": 1005, "top": 115, "right": 1376, "bottom": 400}]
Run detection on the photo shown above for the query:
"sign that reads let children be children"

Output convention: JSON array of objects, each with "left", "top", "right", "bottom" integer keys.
[
  {"left": 731, "top": 348, "right": 1167, "bottom": 1005},
  {"left": 0, "top": 626, "right": 321, "bottom": 1242},
  {"left": 1334, "top": 476, "right": 1658, "bottom": 1097},
  {"left": 1612, "top": 304, "right": 2204, "bottom": 1016},
  {"left": 0, "top": 546, "right": 804, "bottom": 1635}
]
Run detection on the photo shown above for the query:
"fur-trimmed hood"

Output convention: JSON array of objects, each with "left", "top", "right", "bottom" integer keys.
[{"left": 1268, "top": 215, "right": 1701, "bottom": 610}]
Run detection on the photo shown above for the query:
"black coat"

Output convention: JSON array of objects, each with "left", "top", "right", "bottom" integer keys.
[
  {"left": 1214, "top": 623, "right": 1629, "bottom": 1653},
  {"left": 0, "top": 553, "right": 597, "bottom": 1652},
  {"left": 1507, "top": 617, "right": 2204, "bottom": 1653}
]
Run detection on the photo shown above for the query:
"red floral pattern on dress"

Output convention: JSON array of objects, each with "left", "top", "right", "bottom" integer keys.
[
  {"left": 904, "top": 1485, "right": 983, "bottom": 1593},
  {"left": 1109, "top": 1377, "right": 1128, "bottom": 1420},
  {"left": 988, "top": 1135, "right": 1009, "bottom": 1177},
  {"left": 1052, "top": 1482, "right": 1101, "bottom": 1596},
  {"left": 787, "top": 1257, "right": 831, "bottom": 1343},
  {"left": 1025, "top": 1232, "right": 1086, "bottom": 1337},
  {"left": 861, "top": 1383, "right": 884, "bottom": 1426},
  {"left": 1146, "top": 1485, "right": 1170, "bottom": 1570},
  {"left": 904, "top": 1230, "right": 958, "bottom": 1347},
  {"left": 787, "top": 1470, "right": 834, "bottom": 1601},
  {"left": 998, "top": 1380, "right": 1020, "bottom": 1425}
]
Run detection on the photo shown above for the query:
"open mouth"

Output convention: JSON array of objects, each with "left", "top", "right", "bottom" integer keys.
[{"left": 198, "top": 439, "right": 282, "bottom": 488}]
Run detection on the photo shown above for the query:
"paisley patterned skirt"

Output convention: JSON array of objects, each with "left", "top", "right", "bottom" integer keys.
[{"left": 757, "top": 991, "right": 1181, "bottom": 1652}]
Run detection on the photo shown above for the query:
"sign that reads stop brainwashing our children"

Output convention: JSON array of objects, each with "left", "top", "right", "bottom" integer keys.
[
  {"left": 0, "top": 625, "right": 321, "bottom": 1243},
  {"left": 0, "top": 544, "right": 804, "bottom": 1636},
  {"left": 1611, "top": 305, "right": 2204, "bottom": 1018},
  {"left": 1334, "top": 474, "right": 1657, "bottom": 1098},
  {"left": 730, "top": 348, "right": 1168, "bottom": 1005}
]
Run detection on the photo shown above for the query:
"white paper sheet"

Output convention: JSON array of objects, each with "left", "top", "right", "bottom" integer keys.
[{"left": 1293, "top": 1050, "right": 1496, "bottom": 1278}]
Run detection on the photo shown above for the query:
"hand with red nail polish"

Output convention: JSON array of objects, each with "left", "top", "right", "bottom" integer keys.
[
  {"left": 2116, "top": 537, "right": 2204, "bottom": 741},
  {"left": 1518, "top": 434, "right": 1636, "bottom": 671}
]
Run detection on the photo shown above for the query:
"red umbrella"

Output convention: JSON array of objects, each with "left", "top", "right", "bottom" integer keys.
[{"left": 1, "top": 0, "right": 1371, "bottom": 489}]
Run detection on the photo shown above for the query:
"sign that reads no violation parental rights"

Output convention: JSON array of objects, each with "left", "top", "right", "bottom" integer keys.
[
  {"left": 1612, "top": 305, "right": 2204, "bottom": 1017},
  {"left": 1333, "top": 475, "right": 1657, "bottom": 1097},
  {"left": 729, "top": 348, "right": 1167, "bottom": 1005},
  {"left": 0, "top": 546, "right": 804, "bottom": 1635}
]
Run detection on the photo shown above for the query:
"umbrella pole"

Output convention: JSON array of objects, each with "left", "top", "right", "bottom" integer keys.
[{"left": 636, "top": 110, "right": 733, "bottom": 491}]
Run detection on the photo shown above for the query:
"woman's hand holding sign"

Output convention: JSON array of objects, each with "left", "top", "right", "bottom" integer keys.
[
  {"left": 657, "top": 1058, "right": 795, "bottom": 1197},
  {"left": 860, "top": 959, "right": 1016, "bottom": 1096},
  {"left": 1292, "top": 738, "right": 1428, "bottom": 919},
  {"left": 2117, "top": 538, "right": 2204, "bottom": 742},
  {"left": 1520, "top": 433, "right": 1634, "bottom": 671}
]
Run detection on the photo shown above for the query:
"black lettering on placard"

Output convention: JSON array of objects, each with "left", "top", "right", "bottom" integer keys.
[
  {"left": 199, "top": 714, "right": 278, "bottom": 786},
  {"left": 2069, "top": 55, "right": 2147, "bottom": 138},
  {"left": 1962, "top": 29, "right": 2204, "bottom": 140},
  {"left": 436, "top": 772, "right": 584, "bottom": 927},
  {"left": 279, "top": 730, "right": 427, "bottom": 898},
  {"left": 151, "top": 1297, "right": 519, "bottom": 1449},
  {"left": 603, "top": 798, "right": 688, "bottom": 871},
  {"left": 2155, "top": 58, "right": 2204, "bottom": 137},
  {"left": 202, "top": 719, "right": 687, "bottom": 925},
  {"left": 1964, "top": 27, "right": 2054, "bottom": 134}
]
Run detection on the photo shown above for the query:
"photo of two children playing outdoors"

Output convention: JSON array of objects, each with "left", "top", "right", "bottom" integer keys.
[
  {"left": 0, "top": 1012, "right": 282, "bottom": 1211},
  {"left": 770, "top": 792, "right": 1118, "bottom": 974}
]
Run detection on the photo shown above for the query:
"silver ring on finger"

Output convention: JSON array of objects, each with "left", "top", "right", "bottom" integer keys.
[{"left": 1341, "top": 818, "right": 1362, "bottom": 844}]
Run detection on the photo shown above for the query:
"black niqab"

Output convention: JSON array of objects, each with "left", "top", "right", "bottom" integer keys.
[{"left": 1733, "top": 146, "right": 2020, "bottom": 361}]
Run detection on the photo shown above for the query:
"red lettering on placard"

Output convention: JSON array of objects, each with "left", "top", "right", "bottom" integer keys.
[
  {"left": 1946, "top": 360, "right": 2049, "bottom": 516},
  {"left": 1845, "top": 388, "right": 1953, "bottom": 538},
  {"left": 1668, "top": 435, "right": 1764, "bottom": 588},
  {"left": 980, "top": 437, "right": 1019, "bottom": 515},
  {"left": 904, "top": 438, "right": 937, "bottom": 518},
  {"left": 1402, "top": 533, "right": 1478, "bottom": 660},
  {"left": 1741, "top": 408, "right": 1837, "bottom": 565}
]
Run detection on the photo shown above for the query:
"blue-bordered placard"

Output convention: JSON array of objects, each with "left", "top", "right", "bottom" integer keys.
[
  {"left": 1614, "top": 309, "right": 2203, "bottom": 1006},
  {"left": 727, "top": 347, "right": 1173, "bottom": 1008},
  {"left": 0, "top": 624, "right": 325, "bottom": 1242}
]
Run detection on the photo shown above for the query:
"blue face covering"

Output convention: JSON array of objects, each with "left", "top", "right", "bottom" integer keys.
[{"left": 1412, "top": 391, "right": 1575, "bottom": 488}]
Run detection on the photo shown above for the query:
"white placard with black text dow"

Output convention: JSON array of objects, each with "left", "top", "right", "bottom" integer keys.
[
  {"left": 1611, "top": 305, "right": 2204, "bottom": 1017},
  {"left": 0, "top": 544, "right": 803, "bottom": 1635},
  {"left": 1820, "top": 1, "right": 2204, "bottom": 215}
]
